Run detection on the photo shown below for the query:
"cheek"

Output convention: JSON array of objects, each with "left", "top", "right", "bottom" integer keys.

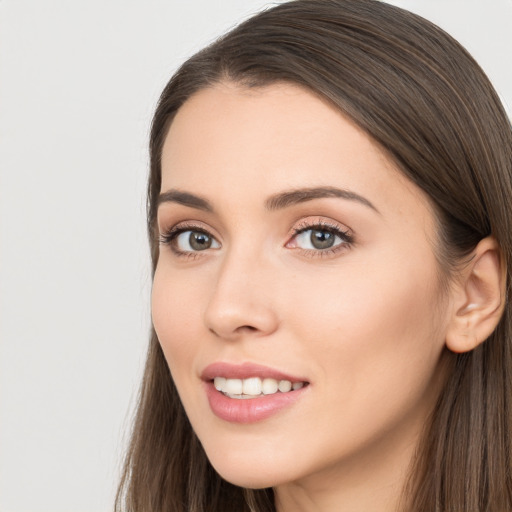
[
  {"left": 268, "top": 258, "right": 448, "bottom": 474},
  {"left": 285, "top": 253, "right": 447, "bottom": 401},
  {"left": 151, "top": 265, "right": 204, "bottom": 371}
]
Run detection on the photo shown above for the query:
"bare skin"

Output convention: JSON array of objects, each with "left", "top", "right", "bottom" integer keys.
[{"left": 152, "top": 82, "right": 504, "bottom": 511}]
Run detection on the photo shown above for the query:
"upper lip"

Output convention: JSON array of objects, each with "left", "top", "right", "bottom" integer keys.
[{"left": 201, "top": 362, "right": 308, "bottom": 383}]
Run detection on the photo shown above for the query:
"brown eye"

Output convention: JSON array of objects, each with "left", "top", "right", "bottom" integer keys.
[
  {"left": 189, "top": 231, "right": 212, "bottom": 250},
  {"left": 310, "top": 230, "right": 336, "bottom": 249},
  {"left": 292, "top": 226, "right": 348, "bottom": 251},
  {"left": 174, "top": 230, "right": 220, "bottom": 252}
]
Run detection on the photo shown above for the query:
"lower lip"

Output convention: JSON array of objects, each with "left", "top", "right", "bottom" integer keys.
[{"left": 205, "top": 382, "right": 307, "bottom": 424}]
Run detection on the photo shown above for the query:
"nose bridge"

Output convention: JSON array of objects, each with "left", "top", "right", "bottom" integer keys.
[{"left": 204, "top": 239, "right": 279, "bottom": 340}]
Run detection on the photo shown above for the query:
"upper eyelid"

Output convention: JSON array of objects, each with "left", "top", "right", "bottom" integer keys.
[
  {"left": 161, "top": 218, "right": 348, "bottom": 233},
  {"left": 290, "top": 222, "right": 353, "bottom": 242},
  {"left": 159, "top": 220, "right": 216, "bottom": 236},
  {"left": 294, "top": 221, "right": 344, "bottom": 232},
  {"left": 290, "top": 217, "right": 352, "bottom": 236}
]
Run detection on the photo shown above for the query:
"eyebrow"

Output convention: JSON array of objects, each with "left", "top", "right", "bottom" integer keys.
[
  {"left": 157, "top": 186, "right": 378, "bottom": 214},
  {"left": 265, "top": 186, "right": 378, "bottom": 213},
  {"left": 157, "top": 189, "right": 214, "bottom": 212}
]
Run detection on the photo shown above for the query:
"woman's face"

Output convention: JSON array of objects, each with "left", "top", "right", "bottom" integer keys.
[{"left": 152, "top": 82, "right": 451, "bottom": 491}]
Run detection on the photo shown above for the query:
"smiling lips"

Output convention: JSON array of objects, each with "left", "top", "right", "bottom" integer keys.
[
  {"left": 202, "top": 362, "right": 309, "bottom": 423},
  {"left": 214, "top": 376, "right": 305, "bottom": 398}
]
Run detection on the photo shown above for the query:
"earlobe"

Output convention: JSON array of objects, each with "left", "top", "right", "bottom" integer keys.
[{"left": 445, "top": 236, "right": 506, "bottom": 354}]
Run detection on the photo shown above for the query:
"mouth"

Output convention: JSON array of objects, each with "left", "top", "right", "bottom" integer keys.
[
  {"left": 212, "top": 376, "right": 307, "bottom": 399},
  {"left": 201, "top": 362, "right": 309, "bottom": 423}
]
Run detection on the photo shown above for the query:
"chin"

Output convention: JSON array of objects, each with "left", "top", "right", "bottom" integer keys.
[
  {"left": 204, "top": 449, "right": 293, "bottom": 489},
  {"left": 214, "top": 466, "right": 281, "bottom": 489}
]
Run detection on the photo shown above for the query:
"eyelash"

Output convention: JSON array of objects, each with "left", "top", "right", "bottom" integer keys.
[
  {"left": 158, "top": 222, "right": 212, "bottom": 260},
  {"left": 289, "top": 220, "right": 354, "bottom": 258},
  {"left": 158, "top": 220, "right": 354, "bottom": 259}
]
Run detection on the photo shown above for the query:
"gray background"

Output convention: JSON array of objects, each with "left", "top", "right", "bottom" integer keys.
[{"left": 1, "top": 1, "right": 511, "bottom": 511}]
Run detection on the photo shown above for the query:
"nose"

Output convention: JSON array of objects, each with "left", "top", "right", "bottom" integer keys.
[{"left": 203, "top": 249, "right": 279, "bottom": 341}]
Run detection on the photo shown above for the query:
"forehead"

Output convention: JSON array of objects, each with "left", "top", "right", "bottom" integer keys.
[{"left": 160, "top": 82, "right": 434, "bottom": 229}]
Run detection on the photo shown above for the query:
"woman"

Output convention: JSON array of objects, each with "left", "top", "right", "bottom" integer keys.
[{"left": 116, "top": 0, "right": 512, "bottom": 510}]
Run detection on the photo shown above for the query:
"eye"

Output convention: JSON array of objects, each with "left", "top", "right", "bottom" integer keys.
[
  {"left": 287, "top": 221, "right": 353, "bottom": 254},
  {"left": 175, "top": 230, "right": 220, "bottom": 252},
  {"left": 295, "top": 228, "right": 340, "bottom": 250},
  {"left": 159, "top": 225, "right": 221, "bottom": 255}
]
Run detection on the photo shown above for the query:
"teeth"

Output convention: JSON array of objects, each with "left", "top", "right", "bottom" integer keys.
[
  {"left": 278, "top": 380, "right": 292, "bottom": 392},
  {"left": 214, "top": 377, "right": 226, "bottom": 391},
  {"left": 224, "top": 378, "right": 243, "bottom": 395},
  {"left": 242, "top": 377, "right": 262, "bottom": 395},
  {"left": 213, "top": 376, "right": 306, "bottom": 398},
  {"left": 262, "top": 378, "right": 278, "bottom": 395}
]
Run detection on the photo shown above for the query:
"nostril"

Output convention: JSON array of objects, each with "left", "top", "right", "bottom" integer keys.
[
  {"left": 211, "top": 324, "right": 259, "bottom": 336},
  {"left": 237, "top": 325, "right": 258, "bottom": 333}
]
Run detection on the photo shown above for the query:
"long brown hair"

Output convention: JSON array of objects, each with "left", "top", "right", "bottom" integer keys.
[{"left": 116, "top": 1, "right": 512, "bottom": 510}]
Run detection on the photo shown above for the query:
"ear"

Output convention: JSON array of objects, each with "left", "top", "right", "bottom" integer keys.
[{"left": 445, "top": 236, "right": 506, "bottom": 354}]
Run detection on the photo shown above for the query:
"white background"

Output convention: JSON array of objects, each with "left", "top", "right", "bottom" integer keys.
[{"left": 1, "top": 1, "right": 511, "bottom": 511}]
